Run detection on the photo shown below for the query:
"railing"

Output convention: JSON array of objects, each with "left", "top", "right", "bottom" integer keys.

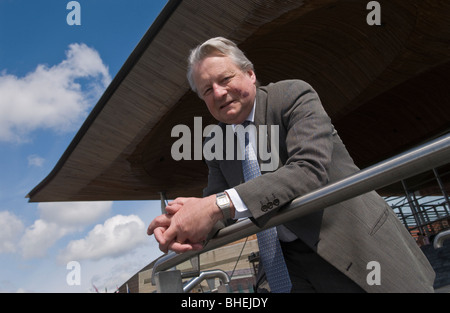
[
  {"left": 183, "top": 270, "right": 231, "bottom": 293},
  {"left": 387, "top": 194, "right": 450, "bottom": 238},
  {"left": 151, "top": 132, "right": 450, "bottom": 291},
  {"left": 434, "top": 229, "right": 450, "bottom": 249}
]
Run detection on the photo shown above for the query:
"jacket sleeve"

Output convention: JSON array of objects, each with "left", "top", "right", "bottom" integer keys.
[{"left": 234, "top": 80, "right": 336, "bottom": 226}]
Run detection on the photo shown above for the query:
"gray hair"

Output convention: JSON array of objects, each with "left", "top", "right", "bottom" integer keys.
[{"left": 187, "top": 37, "right": 254, "bottom": 94}]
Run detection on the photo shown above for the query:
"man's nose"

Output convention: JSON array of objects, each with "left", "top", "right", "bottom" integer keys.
[{"left": 213, "top": 83, "right": 227, "bottom": 98}]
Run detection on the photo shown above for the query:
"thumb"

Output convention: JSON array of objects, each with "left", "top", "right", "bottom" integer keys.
[
  {"left": 162, "top": 224, "right": 178, "bottom": 245},
  {"left": 165, "top": 203, "right": 182, "bottom": 215}
]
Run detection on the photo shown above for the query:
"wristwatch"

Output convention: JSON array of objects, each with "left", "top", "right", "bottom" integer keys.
[{"left": 216, "top": 192, "right": 231, "bottom": 220}]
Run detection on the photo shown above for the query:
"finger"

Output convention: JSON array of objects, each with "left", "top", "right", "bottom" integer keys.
[
  {"left": 153, "top": 227, "right": 167, "bottom": 245},
  {"left": 165, "top": 203, "right": 182, "bottom": 215},
  {"left": 165, "top": 197, "right": 189, "bottom": 214},
  {"left": 162, "top": 224, "right": 179, "bottom": 245},
  {"left": 147, "top": 214, "right": 171, "bottom": 235},
  {"left": 167, "top": 197, "right": 186, "bottom": 206},
  {"left": 169, "top": 241, "right": 203, "bottom": 254},
  {"left": 153, "top": 228, "right": 170, "bottom": 253},
  {"left": 147, "top": 216, "right": 166, "bottom": 235},
  {"left": 159, "top": 241, "right": 169, "bottom": 254},
  {"left": 169, "top": 242, "right": 193, "bottom": 253},
  {"left": 190, "top": 242, "right": 204, "bottom": 251}
]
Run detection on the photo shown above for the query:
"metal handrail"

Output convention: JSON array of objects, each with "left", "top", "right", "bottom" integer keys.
[
  {"left": 151, "top": 133, "right": 450, "bottom": 283},
  {"left": 433, "top": 229, "right": 450, "bottom": 249},
  {"left": 183, "top": 270, "right": 230, "bottom": 293}
]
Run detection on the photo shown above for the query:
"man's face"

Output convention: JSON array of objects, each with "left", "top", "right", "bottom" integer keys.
[{"left": 193, "top": 54, "right": 256, "bottom": 125}]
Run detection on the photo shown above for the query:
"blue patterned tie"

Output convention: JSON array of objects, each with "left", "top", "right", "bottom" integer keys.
[{"left": 241, "top": 121, "right": 292, "bottom": 293}]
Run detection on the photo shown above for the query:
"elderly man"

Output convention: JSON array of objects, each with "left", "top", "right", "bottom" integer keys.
[{"left": 147, "top": 37, "right": 435, "bottom": 293}]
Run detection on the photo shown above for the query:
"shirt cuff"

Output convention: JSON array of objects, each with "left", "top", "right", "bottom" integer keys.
[{"left": 225, "top": 188, "right": 253, "bottom": 219}]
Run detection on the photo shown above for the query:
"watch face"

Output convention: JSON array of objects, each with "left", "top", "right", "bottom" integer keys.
[{"left": 217, "top": 197, "right": 227, "bottom": 206}]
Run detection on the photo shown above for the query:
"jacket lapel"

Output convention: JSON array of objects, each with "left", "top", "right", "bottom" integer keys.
[
  {"left": 255, "top": 88, "right": 279, "bottom": 173},
  {"left": 254, "top": 88, "right": 267, "bottom": 128}
]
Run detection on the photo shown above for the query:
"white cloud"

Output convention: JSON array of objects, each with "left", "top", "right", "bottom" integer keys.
[
  {"left": 19, "top": 219, "right": 69, "bottom": 259},
  {"left": 27, "top": 154, "right": 45, "bottom": 167},
  {"left": 0, "top": 43, "right": 111, "bottom": 142},
  {"left": 38, "top": 201, "right": 112, "bottom": 227},
  {"left": 0, "top": 211, "right": 25, "bottom": 253},
  {"left": 19, "top": 201, "right": 112, "bottom": 259},
  {"left": 58, "top": 214, "right": 148, "bottom": 263}
]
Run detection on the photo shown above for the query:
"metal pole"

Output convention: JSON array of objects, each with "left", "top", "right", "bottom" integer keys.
[
  {"left": 401, "top": 180, "right": 426, "bottom": 235},
  {"left": 433, "top": 168, "right": 450, "bottom": 215},
  {"left": 159, "top": 191, "right": 168, "bottom": 214}
]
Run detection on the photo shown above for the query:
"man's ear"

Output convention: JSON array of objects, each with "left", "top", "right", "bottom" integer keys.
[{"left": 247, "top": 69, "right": 256, "bottom": 84}]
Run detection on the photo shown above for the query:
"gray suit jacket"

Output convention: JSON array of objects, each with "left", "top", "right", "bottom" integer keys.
[{"left": 203, "top": 80, "right": 435, "bottom": 292}]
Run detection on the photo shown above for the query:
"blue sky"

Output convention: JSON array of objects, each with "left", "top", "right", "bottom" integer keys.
[{"left": 0, "top": 0, "right": 169, "bottom": 292}]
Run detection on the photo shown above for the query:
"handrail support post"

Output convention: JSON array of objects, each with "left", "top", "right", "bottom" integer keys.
[{"left": 154, "top": 269, "right": 183, "bottom": 293}]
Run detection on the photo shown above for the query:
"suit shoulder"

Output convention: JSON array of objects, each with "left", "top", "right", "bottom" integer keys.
[
  {"left": 261, "top": 79, "right": 314, "bottom": 93},
  {"left": 260, "top": 80, "right": 318, "bottom": 108}
]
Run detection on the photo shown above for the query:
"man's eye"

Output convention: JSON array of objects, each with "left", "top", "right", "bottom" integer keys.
[{"left": 203, "top": 88, "right": 212, "bottom": 96}]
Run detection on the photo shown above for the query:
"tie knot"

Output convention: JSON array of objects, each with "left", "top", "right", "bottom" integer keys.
[
  {"left": 242, "top": 120, "right": 251, "bottom": 127},
  {"left": 240, "top": 121, "right": 252, "bottom": 145}
]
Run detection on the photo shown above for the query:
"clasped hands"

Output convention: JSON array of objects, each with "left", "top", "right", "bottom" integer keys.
[{"left": 147, "top": 194, "right": 223, "bottom": 254}]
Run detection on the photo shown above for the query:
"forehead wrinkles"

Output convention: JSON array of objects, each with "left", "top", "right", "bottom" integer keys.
[{"left": 195, "top": 57, "right": 237, "bottom": 90}]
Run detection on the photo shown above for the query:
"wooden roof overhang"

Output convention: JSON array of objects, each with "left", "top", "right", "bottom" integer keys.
[{"left": 27, "top": 0, "right": 450, "bottom": 203}]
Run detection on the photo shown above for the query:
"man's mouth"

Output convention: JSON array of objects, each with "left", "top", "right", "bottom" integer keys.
[{"left": 220, "top": 100, "right": 233, "bottom": 110}]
